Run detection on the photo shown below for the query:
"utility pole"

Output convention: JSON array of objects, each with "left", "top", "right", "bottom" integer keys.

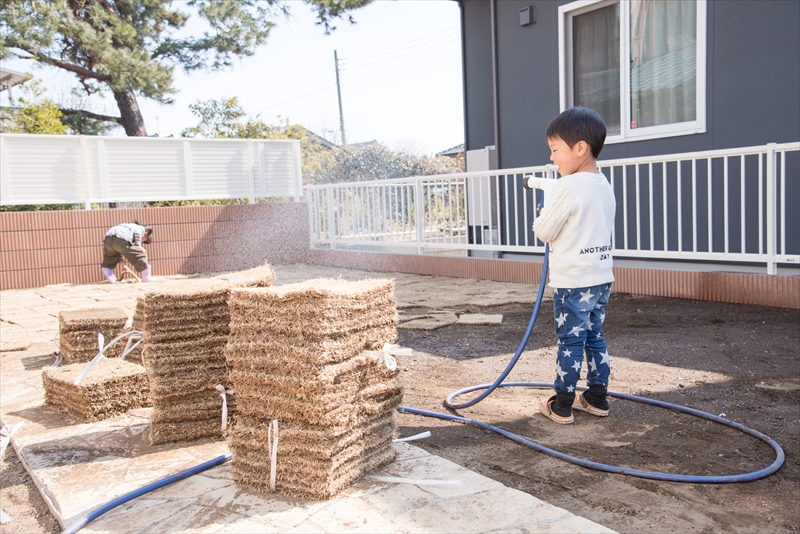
[{"left": 334, "top": 50, "right": 346, "bottom": 145}]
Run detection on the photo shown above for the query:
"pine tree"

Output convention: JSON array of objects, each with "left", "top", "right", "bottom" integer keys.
[{"left": 0, "top": 0, "right": 371, "bottom": 136}]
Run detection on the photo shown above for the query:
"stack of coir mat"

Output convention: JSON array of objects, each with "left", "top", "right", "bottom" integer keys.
[
  {"left": 58, "top": 308, "right": 129, "bottom": 362},
  {"left": 42, "top": 357, "right": 150, "bottom": 421},
  {"left": 140, "top": 264, "right": 275, "bottom": 445},
  {"left": 131, "top": 297, "right": 146, "bottom": 332},
  {"left": 226, "top": 278, "right": 402, "bottom": 499}
]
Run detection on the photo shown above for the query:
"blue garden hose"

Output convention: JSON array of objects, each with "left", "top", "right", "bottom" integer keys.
[
  {"left": 398, "top": 233, "right": 785, "bottom": 484},
  {"left": 61, "top": 453, "right": 232, "bottom": 534},
  {"left": 400, "top": 390, "right": 785, "bottom": 483},
  {"left": 60, "top": 209, "right": 783, "bottom": 533},
  {"left": 444, "top": 245, "right": 550, "bottom": 410}
]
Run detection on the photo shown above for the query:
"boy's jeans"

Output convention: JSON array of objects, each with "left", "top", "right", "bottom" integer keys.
[{"left": 552, "top": 283, "right": 611, "bottom": 394}]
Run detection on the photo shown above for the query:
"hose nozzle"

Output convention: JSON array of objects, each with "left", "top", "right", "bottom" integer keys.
[{"left": 522, "top": 175, "right": 557, "bottom": 193}]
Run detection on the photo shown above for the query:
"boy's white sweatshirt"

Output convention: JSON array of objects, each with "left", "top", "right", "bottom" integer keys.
[{"left": 532, "top": 171, "right": 616, "bottom": 289}]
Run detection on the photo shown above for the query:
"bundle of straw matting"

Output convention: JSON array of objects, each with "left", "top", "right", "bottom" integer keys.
[
  {"left": 141, "top": 264, "right": 274, "bottom": 445},
  {"left": 42, "top": 358, "right": 150, "bottom": 421},
  {"left": 58, "top": 308, "right": 129, "bottom": 363},
  {"left": 226, "top": 278, "right": 402, "bottom": 500}
]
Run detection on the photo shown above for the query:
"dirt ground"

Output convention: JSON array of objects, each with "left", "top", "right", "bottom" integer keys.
[
  {"left": 395, "top": 294, "right": 800, "bottom": 533},
  {"left": 0, "top": 446, "right": 60, "bottom": 534},
  {"left": 2, "top": 291, "right": 798, "bottom": 533}
]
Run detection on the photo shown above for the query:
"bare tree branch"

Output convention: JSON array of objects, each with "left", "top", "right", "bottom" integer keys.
[
  {"left": 60, "top": 108, "right": 122, "bottom": 124},
  {"left": 15, "top": 46, "right": 111, "bottom": 83}
]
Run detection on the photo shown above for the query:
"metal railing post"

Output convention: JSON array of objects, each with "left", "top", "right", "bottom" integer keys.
[
  {"left": 766, "top": 143, "right": 777, "bottom": 275},
  {"left": 326, "top": 186, "right": 337, "bottom": 250},
  {"left": 415, "top": 179, "right": 424, "bottom": 254},
  {"left": 307, "top": 188, "right": 315, "bottom": 249}
]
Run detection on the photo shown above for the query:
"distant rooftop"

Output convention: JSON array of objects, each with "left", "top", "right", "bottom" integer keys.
[
  {"left": 305, "top": 129, "right": 338, "bottom": 149},
  {"left": 347, "top": 139, "right": 380, "bottom": 148},
  {"left": 0, "top": 67, "right": 28, "bottom": 94},
  {"left": 437, "top": 143, "right": 465, "bottom": 157},
  {"left": 302, "top": 131, "right": 380, "bottom": 150}
]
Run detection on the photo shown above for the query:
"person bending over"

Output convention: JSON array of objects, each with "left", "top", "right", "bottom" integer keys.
[{"left": 101, "top": 222, "right": 155, "bottom": 283}]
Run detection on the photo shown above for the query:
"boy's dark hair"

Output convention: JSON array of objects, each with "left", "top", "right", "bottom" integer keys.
[{"left": 545, "top": 106, "right": 607, "bottom": 159}]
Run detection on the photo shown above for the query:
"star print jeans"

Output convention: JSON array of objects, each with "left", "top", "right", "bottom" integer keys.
[{"left": 552, "top": 283, "right": 612, "bottom": 394}]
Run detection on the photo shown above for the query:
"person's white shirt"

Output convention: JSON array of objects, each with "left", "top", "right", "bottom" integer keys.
[
  {"left": 104, "top": 223, "right": 146, "bottom": 245},
  {"left": 532, "top": 171, "right": 616, "bottom": 289}
]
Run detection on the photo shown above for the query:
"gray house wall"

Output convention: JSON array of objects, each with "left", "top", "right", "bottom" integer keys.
[
  {"left": 459, "top": 0, "right": 799, "bottom": 265},
  {"left": 462, "top": 0, "right": 495, "bottom": 152},
  {"left": 460, "top": 0, "right": 800, "bottom": 168}
]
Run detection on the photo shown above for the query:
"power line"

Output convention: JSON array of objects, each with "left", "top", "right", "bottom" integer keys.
[
  {"left": 351, "top": 97, "right": 461, "bottom": 119},
  {"left": 156, "top": 27, "right": 461, "bottom": 136},
  {"left": 250, "top": 81, "right": 337, "bottom": 115},
  {"left": 341, "top": 31, "right": 459, "bottom": 68},
  {"left": 350, "top": 116, "right": 462, "bottom": 123},
  {"left": 155, "top": 80, "right": 337, "bottom": 136},
  {"left": 340, "top": 37, "right": 460, "bottom": 71},
  {"left": 343, "top": 26, "right": 459, "bottom": 62}
]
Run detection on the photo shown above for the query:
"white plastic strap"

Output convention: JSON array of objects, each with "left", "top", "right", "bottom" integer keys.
[
  {"left": 50, "top": 332, "right": 61, "bottom": 362},
  {"left": 120, "top": 331, "right": 144, "bottom": 362},
  {"left": 73, "top": 330, "right": 144, "bottom": 386},
  {"left": 121, "top": 338, "right": 143, "bottom": 361},
  {"left": 393, "top": 430, "right": 431, "bottom": 442},
  {"left": 267, "top": 419, "right": 278, "bottom": 492},
  {"left": 363, "top": 343, "right": 413, "bottom": 371},
  {"left": 215, "top": 384, "right": 234, "bottom": 432},
  {"left": 0, "top": 421, "right": 24, "bottom": 461},
  {"left": 73, "top": 333, "right": 106, "bottom": 386},
  {"left": 51, "top": 354, "right": 63, "bottom": 367}
]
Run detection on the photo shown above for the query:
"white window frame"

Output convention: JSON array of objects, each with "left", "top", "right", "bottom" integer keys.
[{"left": 558, "top": 0, "right": 707, "bottom": 144}]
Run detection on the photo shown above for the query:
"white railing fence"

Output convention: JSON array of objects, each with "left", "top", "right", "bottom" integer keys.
[
  {"left": 307, "top": 142, "right": 800, "bottom": 275},
  {"left": 0, "top": 134, "right": 303, "bottom": 207},
  {"left": 307, "top": 165, "right": 556, "bottom": 255}
]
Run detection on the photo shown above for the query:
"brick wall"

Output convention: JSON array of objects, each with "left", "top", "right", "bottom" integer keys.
[
  {"left": 1, "top": 203, "right": 797, "bottom": 308},
  {"left": 0, "top": 203, "right": 310, "bottom": 289}
]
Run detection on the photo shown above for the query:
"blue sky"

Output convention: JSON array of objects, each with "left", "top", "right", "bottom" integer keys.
[{"left": 3, "top": 1, "right": 464, "bottom": 155}]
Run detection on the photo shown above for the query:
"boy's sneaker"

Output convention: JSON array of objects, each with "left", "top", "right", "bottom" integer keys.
[
  {"left": 539, "top": 395, "right": 574, "bottom": 424},
  {"left": 573, "top": 391, "right": 609, "bottom": 417}
]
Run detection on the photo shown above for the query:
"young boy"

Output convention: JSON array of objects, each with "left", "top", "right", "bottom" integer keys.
[{"left": 532, "top": 106, "right": 616, "bottom": 425}]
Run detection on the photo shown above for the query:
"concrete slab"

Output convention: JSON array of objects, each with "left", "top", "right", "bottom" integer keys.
[
  {"left": 398, "top": 311, "right": 458, "bottom": 330},
  {"left": 457, "top": 313, "right": 504, "bottom": 325},
  {"left": 0, "top": 321, "right": 31, "bottom": 352},
  {"left": 74, "top": 443, "right": 613, "bottom": 534},
  {"left": 0, "top": 265, "right": 612, "bottom": 534}
]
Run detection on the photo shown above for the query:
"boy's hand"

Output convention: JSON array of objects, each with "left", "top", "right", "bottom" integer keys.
[{"left": 536, "top": 202, "right": 542, "bottom": 214}]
